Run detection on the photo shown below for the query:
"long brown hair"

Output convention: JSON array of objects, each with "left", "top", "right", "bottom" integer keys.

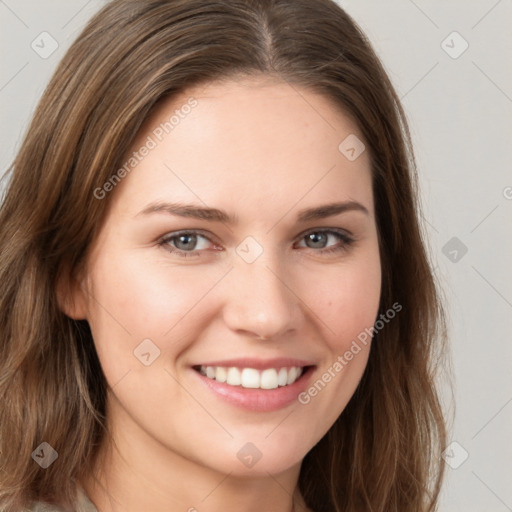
[{"left": 0, "top": 0, "right": 448, "bottom": 510}]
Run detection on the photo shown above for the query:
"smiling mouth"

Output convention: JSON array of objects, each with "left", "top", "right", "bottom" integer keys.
[{"left": 192, "top": 365, "right": 310, "bottom": 390}]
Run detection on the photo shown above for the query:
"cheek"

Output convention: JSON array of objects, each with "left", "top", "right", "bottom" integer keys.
[
  {"left": 83, "top": 250, "right": 220, "bottom": 382},
  {"left": 295, "top": 248, "right": 381, "bottom": 412},
  {"left": 309, "top": 250, "right": 382, "bottom": 351}
]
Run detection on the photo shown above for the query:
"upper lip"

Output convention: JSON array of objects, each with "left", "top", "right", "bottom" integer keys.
[{"left": 193, "top": 357, "right": 315, "bottom": 370}]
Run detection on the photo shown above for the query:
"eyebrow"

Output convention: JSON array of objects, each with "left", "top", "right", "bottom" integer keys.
[{"left": 136, "top": 200, "right": 369, "bottom": 224}]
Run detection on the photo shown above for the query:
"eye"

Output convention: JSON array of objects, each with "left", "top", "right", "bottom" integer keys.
[
  {"left": 295, "top": 229, "right": 354, "bottom": 254},
  {"left": 158, "top": 228, "right": 354, "bottom": 258},
  {"left": 158, "top": 231, "right": 217, "bottom": 258}
]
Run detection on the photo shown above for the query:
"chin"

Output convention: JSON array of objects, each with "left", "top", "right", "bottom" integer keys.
[{"left": 183, "top": 428, "right": 315, "bottom": 477}]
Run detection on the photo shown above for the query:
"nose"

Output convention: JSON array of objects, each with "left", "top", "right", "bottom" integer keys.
[{"left": 221, "top": 251, "right": 303, "bottom": 342}]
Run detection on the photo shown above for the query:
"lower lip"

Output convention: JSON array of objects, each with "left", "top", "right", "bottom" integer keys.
[{"left": 193, "top": 367, "right": 315, "bottom": 412}]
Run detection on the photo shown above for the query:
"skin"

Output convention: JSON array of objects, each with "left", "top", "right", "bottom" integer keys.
[{"left": 61, "top": 75, "right": 382, "bottom": 512}]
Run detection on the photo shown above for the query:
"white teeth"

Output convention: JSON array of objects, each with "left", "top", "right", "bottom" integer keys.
[
  {"left": 226, "top": 367, "right": 241, "bottom": 386},
  {"left": 215, "top": 367, "right": 227, "bottom": 383},
  {"left": 260, "top": 368, "right": 278, "bottom": 389},
  {"left": 241, "top": 368, "right": 260, "bottom": 388},
  {"left": 198, "top": 365, "right": 304, "bottom": 389},
  {"left": 287, "top": 367, "right": 298, "bottom": 385},
  {"left": 277, "top": 367, "right": 288, "bottom": 387}
]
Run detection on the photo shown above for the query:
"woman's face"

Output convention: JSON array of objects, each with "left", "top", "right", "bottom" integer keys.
[{"left": 71, "top": 76, "right": 381, "bottom": 477}]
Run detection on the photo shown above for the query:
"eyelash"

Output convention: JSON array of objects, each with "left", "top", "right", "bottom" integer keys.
[{"left": 157, "top": 229, "right": 355, "bottom": 258}]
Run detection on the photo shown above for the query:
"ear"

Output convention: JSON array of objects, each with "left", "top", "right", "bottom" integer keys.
[{"left": 55, "top": 262, "right": 88, "bottom": 320}]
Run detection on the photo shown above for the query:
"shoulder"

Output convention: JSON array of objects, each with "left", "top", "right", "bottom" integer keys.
[
  {"left": 25, "top": 487, "right": 97, "bottom": 512},
  {"left": 25, "top": 503, "right": 65, "bottom": 512}
]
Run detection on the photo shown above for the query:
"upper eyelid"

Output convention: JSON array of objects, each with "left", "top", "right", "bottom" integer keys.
[
  {"left": 294, "top": 226, "right": 353, "bottom": 239},
  {"left": 160, "top": 229, "right": 218, "bottom": 245}
]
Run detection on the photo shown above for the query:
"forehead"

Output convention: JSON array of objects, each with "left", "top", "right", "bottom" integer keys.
[{"left": 113, "top": 76, "right": 374, "bottom": 219}]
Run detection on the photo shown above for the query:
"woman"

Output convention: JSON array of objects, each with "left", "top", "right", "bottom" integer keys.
[{"left": 0, "top": 0, "right": 448, "bottom": 511}]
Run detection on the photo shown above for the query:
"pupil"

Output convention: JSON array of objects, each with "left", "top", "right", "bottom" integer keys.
[
  {"left": 177, "top": 234, "right": 196, "bottom": 250},
  {"left": 307, "top": 233, "right": 326, "bottom": 248}
]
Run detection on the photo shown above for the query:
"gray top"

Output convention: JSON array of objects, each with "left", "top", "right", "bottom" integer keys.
[{"left": 28, "top": 486, "right": 98, "bottom": 512}]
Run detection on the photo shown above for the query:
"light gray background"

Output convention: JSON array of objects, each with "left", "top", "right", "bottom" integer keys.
[{"left": 1, "top": 1, "right": 511, "bottom": 510}]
